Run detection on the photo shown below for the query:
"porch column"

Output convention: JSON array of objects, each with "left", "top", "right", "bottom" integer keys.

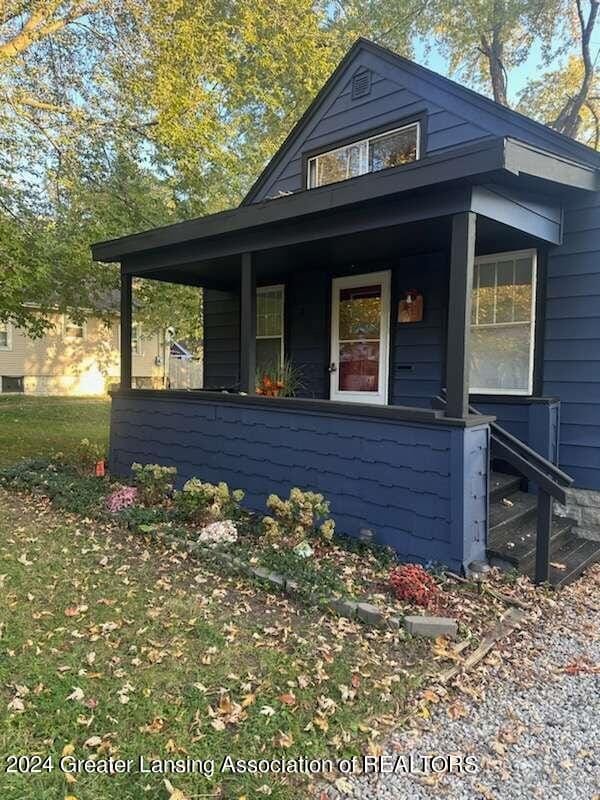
[
  {"left": 239, "top": 252, "right": 256, "bottom": 393},
  {"left": 445, "top": 212, "right": 476, "bottom": 418},
  {"left": 120, "top": 266, "right": 132, "bottom": 390}
]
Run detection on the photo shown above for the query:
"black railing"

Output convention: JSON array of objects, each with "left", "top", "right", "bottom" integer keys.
[{"left": 432, "top": 395, "right": 574, "bottom": 584}]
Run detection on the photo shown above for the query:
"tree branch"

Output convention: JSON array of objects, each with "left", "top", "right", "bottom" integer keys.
[{"left": 553, "top": 0, "right": 600, "bottom": 137}]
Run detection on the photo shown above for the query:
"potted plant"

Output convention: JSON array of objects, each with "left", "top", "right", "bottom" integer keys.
[{"left": 256, "top": 359, "right": 304, "bottom": 397}]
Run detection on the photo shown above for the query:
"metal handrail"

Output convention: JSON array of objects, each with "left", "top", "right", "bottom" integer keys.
[{"left": 432, "top": 394, "right": 575, "bottom": 583}]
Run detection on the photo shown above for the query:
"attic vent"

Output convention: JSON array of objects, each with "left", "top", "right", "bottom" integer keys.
[{"left": 351, "top": 70, "right": 371, "bottom": 100}]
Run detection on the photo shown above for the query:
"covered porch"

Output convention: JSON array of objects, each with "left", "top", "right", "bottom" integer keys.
[{"left": 94, "top": 136, "right": 593, "bottom": 578}]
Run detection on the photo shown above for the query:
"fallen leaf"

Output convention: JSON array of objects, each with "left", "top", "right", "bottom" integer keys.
[
  {"left": 83, "top": 736, "right": 102, "bottom": 748},
  {"left": 277, "top": 693, "right": 296, "bottom": 706},
  {"left": 163, "top": 779, "right": 188, "bottom": 800},
  {"left": 67, "top": 687, "right": 85, "bottom": 702},
  {"left": 274, "top": 730, "right": 294, "bottom": 748}
]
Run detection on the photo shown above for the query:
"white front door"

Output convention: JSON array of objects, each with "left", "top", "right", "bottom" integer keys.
[{"left": 330, "top": 270, "right": 391, "bottom": 405}]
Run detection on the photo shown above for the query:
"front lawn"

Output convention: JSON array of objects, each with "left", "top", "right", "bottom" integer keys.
[
  {"left": 0, "top": 396, "right": 110, "bottom": 467},
  {"left": 0, "top": 490, "right": 429, "bottom": 800}
]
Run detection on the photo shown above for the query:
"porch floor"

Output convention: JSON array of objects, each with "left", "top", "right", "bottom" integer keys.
[{"left": 487, "top": 472, "right": 600, "bottom": 587}]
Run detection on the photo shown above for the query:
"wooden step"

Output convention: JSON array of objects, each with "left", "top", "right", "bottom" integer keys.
[
  {"left": 523, "top": 534, "right": 600, "bottom": 587},
  {"left": 490, "top": 471, "right": 521, "bottom": 502},
  {"left": 487, "top": 514, "right": 573, "bottom": 567},
  {"left": 489, "top": 489, "right": 537, "bottom": 531}
]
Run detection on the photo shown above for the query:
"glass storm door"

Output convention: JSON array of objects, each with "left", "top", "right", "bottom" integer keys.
[{"left": 330, "top": 271, "right": 391, "bottom": 405}]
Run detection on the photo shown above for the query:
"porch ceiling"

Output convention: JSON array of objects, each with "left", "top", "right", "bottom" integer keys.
[{"left": 124, "top": 214, "right": 543, "bottom": 291}]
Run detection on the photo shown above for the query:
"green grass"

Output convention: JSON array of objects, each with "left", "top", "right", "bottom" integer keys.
[
  {"left": 0, "top": 396, "right": 109, "bottom": 466},
  {"left": 0, "top": 491, "right": 428, "bottom": 799}
]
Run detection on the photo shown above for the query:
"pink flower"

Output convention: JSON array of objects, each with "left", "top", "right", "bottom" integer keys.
[{"left": 106, "top": 486, "right": 138, "bottom": 513}]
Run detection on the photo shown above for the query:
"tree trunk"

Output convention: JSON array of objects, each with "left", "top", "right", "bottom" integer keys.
[
  {"left": 553, "top": 0, "right": 600, "bottom": 138},
  {"left": 480, "top": 0, "right": 508, "bottom": 106}
]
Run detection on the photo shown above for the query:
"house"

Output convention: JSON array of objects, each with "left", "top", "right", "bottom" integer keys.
[
  {"left": 0, "top": 311, "right": 165, "bottom": 395},
  {"left": 92, "top": 38, "right": 600, "bottom": 584}
]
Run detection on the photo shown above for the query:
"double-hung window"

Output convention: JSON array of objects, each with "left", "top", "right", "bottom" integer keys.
[
  {"left": 64, "top": 316, "right": 85, "bottom": 340},
  {"left": 256, "top": 285, "right": 284, "bottom": 373},
  {"left": 0, "top": 320, "right": 12, "bottom": 350},
  {"left": 307, "top": 122, "right": 420, "bottom": 189},
  {"left": 470, "top": 250, "right": 537, "bottom": 395}
]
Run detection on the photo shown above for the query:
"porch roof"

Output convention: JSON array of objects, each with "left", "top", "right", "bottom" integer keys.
[{"left": 92, "top": 136, "right": 597, "bottom": 269}]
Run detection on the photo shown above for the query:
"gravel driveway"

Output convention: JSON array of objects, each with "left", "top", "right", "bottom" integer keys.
[{"left": 327, "top": 566, "right": 600, "bottom": 800}]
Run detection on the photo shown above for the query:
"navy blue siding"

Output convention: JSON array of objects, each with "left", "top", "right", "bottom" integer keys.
[
  {"left": 391, "top": 253, "right": 447, "bottom": 407},
  {"left": 203, "top": 288, "right": 240, "bottom": 389},
  {"left": 109, "top": 394, "right": 489, "bottom": 571},
  {"left": 474, "top": 399, "right": 560, "bottom": 468},
  {"left": 249, "top": 45, "right": 595, "bottom": 203},
  {"left": 544, "top": 192, "right": 600, "bottom": 490},
  {"left": 287, "top": 270, "right": 330, "bottom": 398}
]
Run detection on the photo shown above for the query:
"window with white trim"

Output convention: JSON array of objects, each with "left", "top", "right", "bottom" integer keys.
[
  {"left": 64, "top": 316, "right": 85, "bottom": 340},
  {"left": 307, "top": 122, "right": 420, "bottom": 189},
  {"left": 256, "top": 285, "right": 284, "bottom": 373},
  {"left": 470, "top": 250, "right": 537, "bottom": 395},
  {"left": 0, "top": 320, "right": 12, "bottom": 350}
]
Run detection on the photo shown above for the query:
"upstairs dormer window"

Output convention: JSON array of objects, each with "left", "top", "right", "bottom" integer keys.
[{"left": 307, "top": 121, "right": 420, "bottom": 189}]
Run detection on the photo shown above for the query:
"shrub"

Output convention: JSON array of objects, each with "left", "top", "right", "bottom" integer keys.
[
  {"left": 389, "top": 564, "right": 439, "bottom": 608},
  {"left": 106, "top": 485, "right": 138, "bottom": 513},
  {"left": 261, "top": 488, "right": 335, "bottom": 548},
  {"left": 173, "top": 478, "right": 244, "bottom": 524},
  {"left": 73, "top": 438, "right": 106, "bottom": 474},
  {"left": 0, "top": 459, "right": 107, "bottom": 515},
  {"left": 197, "top": 520, "right": 238, "bottom": 547},
  {"left": 131, "top": 462, "right": 177, "bottom": 505},
  {"left": 119, "top": 504, "right": 168, "bottom": 532}
]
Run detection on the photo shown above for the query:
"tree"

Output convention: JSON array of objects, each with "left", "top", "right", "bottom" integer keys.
[{"left": 552, "top": 0, "right": 600, "bottom": 137}]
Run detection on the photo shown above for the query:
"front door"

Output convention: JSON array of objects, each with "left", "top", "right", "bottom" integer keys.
[{"left": 330, "top": 271, "right": 391, "bottom": 405}]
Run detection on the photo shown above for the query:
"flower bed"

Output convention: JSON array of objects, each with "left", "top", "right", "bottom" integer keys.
[{"left": 0, "top": 452, "right": 529, "bottom": 635}]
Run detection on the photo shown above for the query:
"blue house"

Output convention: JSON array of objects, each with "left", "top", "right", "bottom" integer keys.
[{"left": 92, "top": 38, "right": 600, "bottom": 586}]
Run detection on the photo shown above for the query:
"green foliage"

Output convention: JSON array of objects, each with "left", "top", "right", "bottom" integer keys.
[
  {"left": 258, "top": 546, "right": 345, "bottom": 597},
  {"left": 256, "top": 359, "right": 305, "bottom": 397},
  {"left": 0, "top": 459, "right": 107, "bottom": 515},
  {"left": 173, "top": 478, "right": 245, "bottom": 524},
  {"left": 262, "top": 487, "right": 335, "bottom": 547},
  {"left": 70, "top": 438, "right": 106, "bottom": 474},
  {"left": 118, "top": 504, "right": 169, "bottom": 532},
  {"left": 131, "top": 462, "right": 177, "bottom": 505}
]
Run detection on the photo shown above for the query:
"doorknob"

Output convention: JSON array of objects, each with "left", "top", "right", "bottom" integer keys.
[{"left": 328, "top": 362, "right": 337, "bottom": 373}]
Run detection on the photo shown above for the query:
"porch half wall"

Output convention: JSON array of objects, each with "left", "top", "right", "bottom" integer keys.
[{"left": 109, "top": 390, "right": 490, "bottom": 572}]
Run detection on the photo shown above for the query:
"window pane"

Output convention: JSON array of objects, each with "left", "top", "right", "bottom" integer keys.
[
  {"left": 257, "top": 288, "right": 283, "bottom": 337},
  {"left": 65, "top": 320, "right": 83, "bottom": 338},
  {"left": 0, "top": 324, "right": 7, "bottom": 347},
  {"left": 470, "top": 324, "right": 532, "bottom": 392},
  {"left": 257, "top": 338, "right": 282, "bottom": 373},
  {"left": 369, "top": 126, "right": 418, "bottom": 172},
  {"left": 495, "top": 260, "right": 515, "bottom": 323},
  {"left": 470, "top": 252, "right": 535, "bottom": 393},
  {"left": 339, "top": 285, "right": 381, "bottom": 340},
  {"left": 339, "top": 341, "right": 380, "bottom": 392},
  {"left": 514, "top": 258, "right": 533, "bottom": 322},
  {"left": 476, "top": 263, "right": 495, "bottom": 324},
  {"left": 310, "top": 142, "right": 366, "bottom": 188}
]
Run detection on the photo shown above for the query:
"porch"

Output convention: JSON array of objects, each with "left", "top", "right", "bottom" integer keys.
[{"left": 93, "top": 137, "right": 600, "bottom": 581}]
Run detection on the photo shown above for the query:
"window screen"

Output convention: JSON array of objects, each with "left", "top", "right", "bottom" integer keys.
[{"left": 470, "top": 252, "right": 536, "bottom": 394}]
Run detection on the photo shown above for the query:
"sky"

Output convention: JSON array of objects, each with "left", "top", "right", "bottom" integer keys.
[{"left": 413, "top": 38, "right": 546, "bottom": 105}]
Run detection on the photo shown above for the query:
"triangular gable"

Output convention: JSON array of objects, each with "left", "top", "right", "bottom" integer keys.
[{"left": 243, "top": 38, "right": 600, "bottom": 205}]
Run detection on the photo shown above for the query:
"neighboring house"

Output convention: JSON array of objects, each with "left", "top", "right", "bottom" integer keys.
[
  {"left": 92, "top": 38, "right": 600, "bottom": 584},
  {"left": 0, "top": 313, "right": 164, "bottom": 395}
]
